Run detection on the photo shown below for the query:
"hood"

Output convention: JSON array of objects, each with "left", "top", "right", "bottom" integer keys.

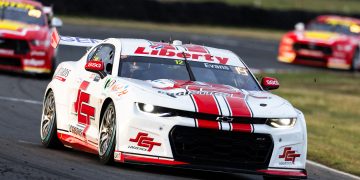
[
  {"left": 115, "top": 78, "right": 297, "bottom": 118},
  {"left": 0, "top": 20, "right": 48, "bottom": 40}
]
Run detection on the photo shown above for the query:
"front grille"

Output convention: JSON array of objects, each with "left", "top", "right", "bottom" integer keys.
[
  {"left": 0, "top": 38, "right": 30, "bottom": 55},
  {"left": 296, "top": 55, "right": 327, "bottom": 63},
  {"left": 169, "top": 126, "right": 273, "bottom": 170},
  {"left": 0, "top": 57, "right": 21, "bottom": 67},
  {"left": 293, "top": 43, "right": 332, "bottom": 55}
]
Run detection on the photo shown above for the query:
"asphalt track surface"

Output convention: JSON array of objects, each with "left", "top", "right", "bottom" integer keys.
[{"left": 0, "top": 23, "right": 358, "bottom": 180}]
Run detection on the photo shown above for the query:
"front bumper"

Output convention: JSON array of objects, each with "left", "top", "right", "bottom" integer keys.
[
  {"left": 0, "top": 38, "right": 54, "bottom": 74},
  {"left": 114, "top": 103, "right": 307, "bottom": 178},
  {"left": 278, "top": 43, "right": 352, "bottom": 70}
]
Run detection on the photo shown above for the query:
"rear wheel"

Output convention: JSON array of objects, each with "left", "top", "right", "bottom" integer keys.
[
  {"left": 98, "top": 102, "right": 116, "bottom": 164},
  {"left": 40, "top": 90, "right": 62, "bottom": 148},
  {"left": 351, "top": 49, "right": 360, "bottom": 71}
]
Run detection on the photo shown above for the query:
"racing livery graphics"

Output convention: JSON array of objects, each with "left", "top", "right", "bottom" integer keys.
[
  {"left": 0, "top": 0, "right": 62, "bottom": 74},
  {"left": 278, "top": 15, "right": 360, "bottom": 71},
  {"left": 41, "top": 34, "right": 308, "bottom": 179}
]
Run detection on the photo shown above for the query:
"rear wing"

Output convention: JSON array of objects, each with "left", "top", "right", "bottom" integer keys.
[{"left": 51, "top": 28, "right": 102, "bottom": 48}]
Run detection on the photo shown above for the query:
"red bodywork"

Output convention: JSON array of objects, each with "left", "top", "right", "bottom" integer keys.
[
  {"left": 278, "top": 15, "right": 360, "bottom": 70},
  {"left": 0, "top": 0, "right": 56, "bottom": 74}
]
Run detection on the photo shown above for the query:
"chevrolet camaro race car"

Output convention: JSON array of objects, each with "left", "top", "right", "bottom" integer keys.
[
  {"left": 278, "top": 15, "right": 360, "bottom": 71},
  {"left": 40, "top": 33, "right": 308, "bottom": 179},
  {"left": 0, "top": 0, "right": 62, "bottom": 75}
]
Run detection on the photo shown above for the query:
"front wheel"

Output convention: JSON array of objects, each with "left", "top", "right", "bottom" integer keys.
[
  {"left": 40, "top": 90, "right": 62, "bottom": 148},
  {"left": 98, "top": 102, "right": 116, "bottom": 164}
]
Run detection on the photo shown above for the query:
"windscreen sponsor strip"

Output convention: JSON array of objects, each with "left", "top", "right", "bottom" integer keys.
[{"left": 0, "top": 1, "right": 35, "bottom": 10}]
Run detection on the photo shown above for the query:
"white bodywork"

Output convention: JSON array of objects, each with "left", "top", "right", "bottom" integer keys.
[{"left": 44, "top": 38, "right": 307, "bottom": 177}]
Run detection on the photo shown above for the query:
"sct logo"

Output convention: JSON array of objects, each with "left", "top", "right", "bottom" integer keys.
[
  {"left": 129, "top": 132, "right": 161, "bottom": 152},
  {"left": 279, "top": 147, "right": 301, "bottom": 163}
]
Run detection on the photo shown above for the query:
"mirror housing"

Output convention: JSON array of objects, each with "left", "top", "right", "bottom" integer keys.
[
  {"left": 51, "top": 17, "right": 63, "bottom": 27},
  {"left": 295, "top": 22, "right": 305, "bottom": 32},
  {"left": 85, "top": 60, "right": 106, "bottom": 78},
  {"left": 261, "top": 77, "right": 280, "bottom": 90}
]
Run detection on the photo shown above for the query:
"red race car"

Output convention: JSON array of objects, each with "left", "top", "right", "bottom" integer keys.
[
  {"left": 0, "top": 0, "right": 62, "bottom": 75},
  {"left": 278, "top": 15, "right": 360, "bottom": 71}
]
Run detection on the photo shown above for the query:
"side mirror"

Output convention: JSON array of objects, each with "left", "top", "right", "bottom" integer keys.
[
  {"left": 85, "top": 60, "right": 106, "bottom": 78},
  {"left": 51, "top": 17, "right": 63, "bottom": 28},
  {"left": 295, "top": 22, "right": 305, "bottom": 31},
  {"left": 261, "top": 77, "right": 280, "bottom": 90}
]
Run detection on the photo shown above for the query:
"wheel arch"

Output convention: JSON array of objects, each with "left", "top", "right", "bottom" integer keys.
[{"left": 99, "top": 97, "right": 114, "bottom": 130}]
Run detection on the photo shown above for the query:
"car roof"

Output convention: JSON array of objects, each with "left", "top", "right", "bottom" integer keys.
[
  {"left": 117, "top": 38, "right": 245, "bottom": 67},
  {"left": 316, "top": 15, "right": 360, "bottom": 25}
]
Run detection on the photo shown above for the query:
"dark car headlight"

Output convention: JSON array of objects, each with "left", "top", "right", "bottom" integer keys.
[
  {"left": 266, "top": 118, "right": 296, "bottom": 128},
  {"left": 137, "top": 103, "right": 176, "bottom": 117}
]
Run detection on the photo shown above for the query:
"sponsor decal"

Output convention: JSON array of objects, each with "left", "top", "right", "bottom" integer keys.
[
  {"left": 265, "top": 79, "right": 279, "bottom": 86},
  {"left": 60, "top": 36, "right": 100, "bottom": 44},
  {"left": 0, "top": 1, "right": 35, "bottom": 10},
  {"left": 69, "top": 124, "right": 85, "bottom": 137},
  {"left": 204, "top": 63, "right": 230, "bottom": 70},
  {"left": 134, "top": 46, "right": 229, "bottom": 65},
  {"left": 85, "top": 61, "right": 104, "bottom": 71},
  {"left": 157, "top": 90, "right": 233, "bottom": 97},
  {"left": 104, "top": 78, "right": 116, "bottom": 89},
  {"left": 73, "top": 81, "right": 95, "bottom": 125},
  {"left": 23, "top": 59, "right": 45, "bottom": 67},
  {"left": 279, "top": 147, "right": 301, "bottom": 164},
  {"left": 30, "top": 51, "right": 46, "bottom": 56},
  {"left": 0, "top": 48, "right": 14, "bottom": 55},
  {"left": 234, "top": 67, "right": 248, "bottom": 76},
  {"left": 129, "top": 132, "right": 161, "bottom": 152},
  {"left": 54, "top": 67, "right": 71, "bottom": 82},
  {"left": 110, "top": 84, "right": 129, "bottom": 96}
]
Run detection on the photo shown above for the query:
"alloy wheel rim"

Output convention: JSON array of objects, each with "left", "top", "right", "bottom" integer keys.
[
  {"left": 41, "top": 93, "right": 55, "bottom": 140},
  {"left": 99, "top": 105, "right": 115, "bottom": 156}
]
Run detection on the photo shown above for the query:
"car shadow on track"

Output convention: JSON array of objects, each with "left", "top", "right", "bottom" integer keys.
[{"left": 54, "top": 147, "right": 256, "bottom": 180}]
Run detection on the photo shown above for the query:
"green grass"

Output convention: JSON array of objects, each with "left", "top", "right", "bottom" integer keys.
[
  {"left": 257, "top": 72, "right": 360, "bottom": 176},
  {"left": 60, "top": 16, "right": 284, "bottom": 40},
  {"left": 163, "top": 0, "right": 360, "bottom": 14}
]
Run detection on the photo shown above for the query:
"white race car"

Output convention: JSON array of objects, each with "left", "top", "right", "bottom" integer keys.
[{"left": 40, "top": 33, "right": 307, "bottom": 179}]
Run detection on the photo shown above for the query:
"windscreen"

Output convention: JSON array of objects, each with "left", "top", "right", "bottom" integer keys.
[
  {"left": 0, "top": 6, "right": 46, "bottom": 26},
  {"left": 307, "top": 21, "right": 360, "bottom": 36},
  {"left": 119, "top": 56, "right": 260, "bottom": 91}
]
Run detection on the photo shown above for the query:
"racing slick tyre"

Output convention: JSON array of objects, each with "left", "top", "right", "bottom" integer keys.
[
  {"left": 99, "top": 102, "right": 116, "bottom": 165},
  {"left": 40, "top": 90, "right": 63, "bottom": 148},
  {"left": 351, "top": 49, "right": 360, "bottom": 71}
]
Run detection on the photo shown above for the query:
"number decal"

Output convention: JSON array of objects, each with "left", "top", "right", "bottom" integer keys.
[
  {"left": 175, "top": 60, "right": 184, "bottom": 65},
  {"left": 74, "top": 81, "right": 95, "bottom": 125}
]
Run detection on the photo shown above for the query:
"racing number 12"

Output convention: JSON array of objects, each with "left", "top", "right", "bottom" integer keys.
[{"left": 74, "top": 81, "right": 95, "bottom": 125}]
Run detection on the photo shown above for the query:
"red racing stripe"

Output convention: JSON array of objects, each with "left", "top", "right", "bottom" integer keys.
[
  {"left": 225, "top": 96, "right": 252, "bottom": 117},
  {"left": 197, "top": 119, "right": 220, "bottom": 130},
  {"left": 192, "top": 94, "right": 219, "bottom": 115},
  {"left": 191, "top": 94, "right": 221, "bottom": 130},
  {"left": 231, "top": 123, "right": 252, "bottom": 133}
]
